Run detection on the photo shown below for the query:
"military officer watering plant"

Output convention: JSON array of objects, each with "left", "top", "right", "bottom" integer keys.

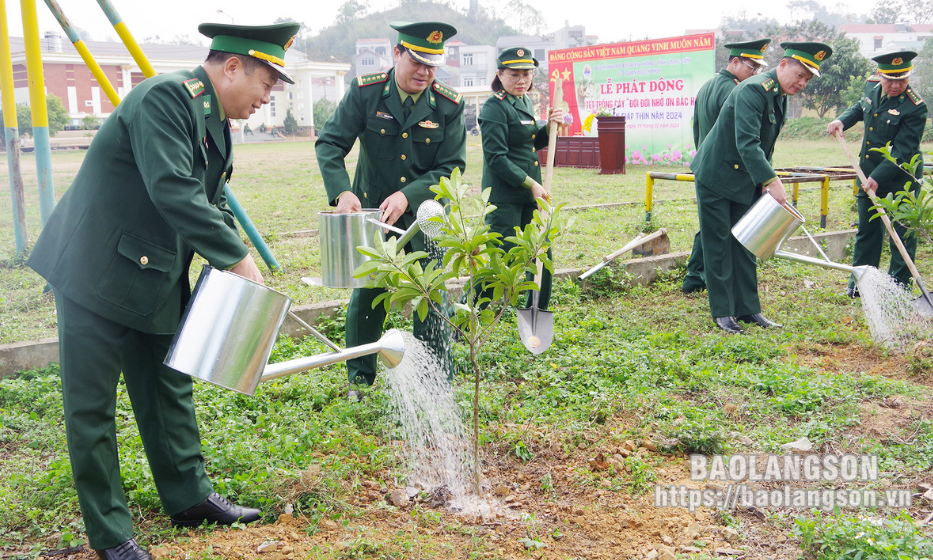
[
  {"left": 27, "top": 22, "right": 299, "bottom": 560},
  {"left": 826, "top": 51, "right": 928, "bottom": 298},
  {"left": 315, "top": 21, "right": 467, "bottom": 396},
  {"left": 478, "top": 47, "right": 563, "bottom": 310},
  {"left": 690, "top": 42, "right": 833, "bottom": 334},
  {"left": 682, "top": 38, "right": 771, "bottom": 295}
]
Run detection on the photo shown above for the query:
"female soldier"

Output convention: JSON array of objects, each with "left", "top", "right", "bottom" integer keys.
[{"left": 479, "top": 47, "right": 562, "bottom": 310}]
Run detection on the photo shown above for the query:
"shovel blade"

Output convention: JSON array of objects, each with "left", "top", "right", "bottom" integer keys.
[
  {"left": 516, "top": 307, "right": 554, "bottom": 354},
  {"left": 911, "top": 295, "right": 933, "bottom": 319}
]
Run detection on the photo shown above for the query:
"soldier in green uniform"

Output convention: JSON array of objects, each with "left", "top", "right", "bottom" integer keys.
[
  {"left": 683, "top": 38, "right": 771, "bottom": 294},
  {"left": 27, "top": 23, "right": 299, "bottom": 560},
  {"left": 690, "top": 42, "right": 832, "bottom": 334},
  {"left": 315, "top": 21, "right": 467, "bottom": 392},
  {"left": 826, "top": 51, "right": 927, "bottom": 297},
  {"left": 478, "top": 47, "right": 563, "bottom": 310}
]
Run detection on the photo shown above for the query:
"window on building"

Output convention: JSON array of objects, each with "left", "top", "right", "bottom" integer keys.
[
  {"left": 873, "top": 37, "right": 882, "bottom": 49},
  {"left": 362, "top": 57, "right": 375, "bottom": 66},
  {"left": 463, "top": 53, "right": 473, "bottom": 65},
  {"left": 478, "top": 77, "right": 486, "bottom": 86},
  {"left": 270, "top": 100, "right": 276, "bottom": 117},
  {"left": 463, "top": 77, "right": 474, "bottom": 87}
]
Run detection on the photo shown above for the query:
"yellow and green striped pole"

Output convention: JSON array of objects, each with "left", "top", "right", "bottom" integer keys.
[
  {"left": 20, "top": 0, "right": 54, "bottom": 225},
  {"left": 44, "top": 0, "right": 119, "bottom": 105},
  {"left": 0, "top": 0, "right": 27, "bottom": 255},
  {"left": 96, "top": 0, "right": 155, "bottom": 77}
]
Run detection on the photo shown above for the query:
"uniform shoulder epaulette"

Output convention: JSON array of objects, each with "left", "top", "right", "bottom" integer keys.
[
  {"left": 182, "top": 78, "right": 205, "bottom": 98},
  {"left": 493, "top": 89, "right": 507, "bottom": 100},
  {"left": 357, "top": 72, "right": 388, "bottom": 87},
  {"left": 761, "top": 78, "right": 775, "bottom": 91},
  {"left": 433, "top": 82, "right": 463, "bottom": 104},
  {"left": 906, "top": 88, "right": 923, "bottom": 106}
]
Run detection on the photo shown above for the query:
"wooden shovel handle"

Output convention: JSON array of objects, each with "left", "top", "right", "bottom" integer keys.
[
  {"left": 543, "top": 75, "right": 563, "bottom": 194},
  {"left": 834, "top": 133, "right": 925, "bottom": 287}
]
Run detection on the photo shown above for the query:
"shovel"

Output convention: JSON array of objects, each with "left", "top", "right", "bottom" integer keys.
[
  {"left": 516, "top": 74, "right": 563, "bottom": 354},
  {"left": 834, "top": 133, "right": 933, "bottom": 315},
  {"left": 577, "top": 228, "right": 669, "bottom": 281}
]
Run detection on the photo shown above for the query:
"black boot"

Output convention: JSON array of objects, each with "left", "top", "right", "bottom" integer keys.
[{"left": 170, "top": 492, "right": 261, "bottom": 527}]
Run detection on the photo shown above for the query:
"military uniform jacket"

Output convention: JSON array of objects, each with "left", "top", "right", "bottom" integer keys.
[
  {"left": 692, "top": 69, "right": 740, "bottom": 148},
  {"left": 28, "top": 66, "right": 245, "bottom": 334},
  {"left": 690, "top": 68, "right": 787, "bottom": 205},
  {"left": 838, "top": 78, "right": 927, "bottom": 191},
  {"left": 315, "top": 68, "right": 467, "bottom": 227},
  {"left": 478, "top": 90, "right": 549, "bottom": 204}
]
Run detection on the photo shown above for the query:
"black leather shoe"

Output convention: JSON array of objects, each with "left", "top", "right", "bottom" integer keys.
[
  {"left": 97, "top": 539, "right": 151, "bottom": 560},
  {"left": 737, "top": 313, "right": 783, "bottom": 328},
  {"left": 170, "top": 492, "right": 261, "bottom": 527},
  {"left": 713, "top": 316, "right": 744, "bottom": 334},
  {"left": 846, "top": 286, "right": 860, "bottom": 299}
]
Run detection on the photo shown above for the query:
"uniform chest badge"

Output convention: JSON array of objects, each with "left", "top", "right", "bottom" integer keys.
[
  {"left": 418, "top": 120, "right": 439, "bottom": 128},
  {"left": 376, "top": 111, "right": 395, "bottom": 120},
  {"left": 888, "top": 109, "right": 900, "bottom": 115},
  {"left": 520, "top": 119, "right": 535, "bottom": 125},
  {"left": 865, "top": 97, "right": 872, "bottom": 105}
]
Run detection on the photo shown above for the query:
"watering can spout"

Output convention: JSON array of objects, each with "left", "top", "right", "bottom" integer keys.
[
  {"left": 259, "top": 329, "right": 406, "bottom": 383},
  {"left": 852, "top": 265, "right": 870, "bottom": 284}
]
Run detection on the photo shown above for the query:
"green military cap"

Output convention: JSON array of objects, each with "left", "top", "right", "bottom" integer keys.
[
  {"left": 390, "top": 21, "right": 457, "bottom": 67},
  {"left": 199, "top": 22, "right": 300, "bottom": 84},
  {"left": 780, "top": 41, "right": 833, "bottom": 77},
  {"left": 872, "top": 50, "right": 917, "bottom": 79},
  {"left": 724, "top": 38, "right": 771, "bottom": 66},
  {"left": 497, "top": 47, "right": 539, "bottom": 70}
]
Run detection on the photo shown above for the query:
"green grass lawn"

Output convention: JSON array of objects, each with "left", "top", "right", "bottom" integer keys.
[{"left": 1, "top": 137, "right": 930, "bottom": 344}]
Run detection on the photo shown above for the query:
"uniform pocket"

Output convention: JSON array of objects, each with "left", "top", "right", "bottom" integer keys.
[
  {"left": 411, "top": 124, "right": 445, "bottom": 168},
  {"left": 364, "top": 117, "right": 399, "bottom": 161},
  {"left": 96, "top": 232, "right": 177, "bottom": 316}
]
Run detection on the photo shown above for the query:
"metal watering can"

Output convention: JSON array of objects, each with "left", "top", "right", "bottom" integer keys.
[
  {"left": 164, "top": 266, "right": 405, "bottom": 396},
  {"left": 317, "top": 200, "right": 447, "bottom": 288},
  {"left": 732, "top": 192, "right": 869, "bottom": 283}
]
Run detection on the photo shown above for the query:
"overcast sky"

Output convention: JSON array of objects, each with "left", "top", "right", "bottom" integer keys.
[{"left": 2, "top": 0, "right": 879, "bottom": 49}]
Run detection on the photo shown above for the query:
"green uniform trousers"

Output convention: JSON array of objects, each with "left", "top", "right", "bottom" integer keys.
[
  {"left": 345, "top": 243, "right": 452, "bottom": 386},
  {"left": 55, "top": 292, "right": 212, "bottom": 549},
  {"left": 682, "top": 231, "right": 707, "bottom": 291},
  {"left": 850, "top": 186, "right": 919, "bottom": 290},
  {"left": 485, "top": 202, "right": 552, "bottom": 310},
  {"left": 697, "top": 182, "right": 761, "bottom": 318}
]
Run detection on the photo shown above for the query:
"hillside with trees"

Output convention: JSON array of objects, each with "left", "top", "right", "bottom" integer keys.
[{"left": 295, "top": 2, "right": 522, "bottom": 63}]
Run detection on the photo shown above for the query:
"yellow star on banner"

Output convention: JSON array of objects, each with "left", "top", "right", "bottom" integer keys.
[{"left": 561, "top": 69, "right": 572, "bottom": 80}]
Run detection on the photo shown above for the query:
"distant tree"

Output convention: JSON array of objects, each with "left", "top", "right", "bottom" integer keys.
[
  {"left": 336, "top": 0, "right": 369, "bottom": 24},
  {"left": 787, "top": 0, "right": 866, "bottom": 27},
  {"left": 82, "top": 114, "right": 100, "bottom": 130},
  {"left": 868, "top": 0, "right": 933, "bottom": 24},
  {"left": 283, "top": 109, "right": 298, "bottom": 135},
  {"left": 501, "top": 1, "right": 546, "bottom": 35},
  {"left": 911, "top": 37, "right": 933, "bottom": 105},
  {"left": 313, "top": 98, "right": 336, "bottom": 133},
  {"left": 2, "top": 95, "right": 71, "bottom": 137}
]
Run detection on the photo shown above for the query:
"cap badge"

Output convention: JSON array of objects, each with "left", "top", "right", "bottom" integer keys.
[
  {"left": 815, "top": 50, "right": 826, "bottom": 61},
  {"left": 892, "top": 57, "right": 903, "bottom": 66},
  {"left": 760, "top": 44, "right": 767, "bottom": 52},
  {"left": 284, "top": 36, "right": 296, "bottom": 51},
  {"left": 427, "top": 31, "right": 443, "bottom": 44},
  {"left": 517, "top": 49, "right": 525, "bottom": 56}
]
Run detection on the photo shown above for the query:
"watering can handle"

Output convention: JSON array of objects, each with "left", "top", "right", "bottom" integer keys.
[
  {"left": 366, "top": 218, "right": 408, "bottom": 236},
  {"left": 288, "top": 311, "right": 341, "bottom": 351}
]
